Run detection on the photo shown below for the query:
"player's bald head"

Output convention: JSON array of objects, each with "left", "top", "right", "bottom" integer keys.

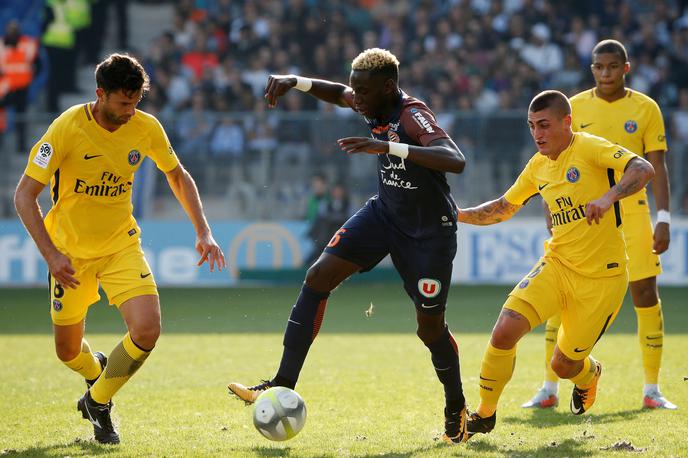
[
  {"left": 593, "top": 39, "right": 628, "bottom": 63},
  {"left": 529, "top": 90, "right": 571, "bottom": 119},
  {"left": 351, "top": 48, "right": 399, "bottom": 83}
]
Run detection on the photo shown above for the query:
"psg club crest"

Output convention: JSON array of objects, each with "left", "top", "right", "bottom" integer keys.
[
  {"left": 128, "top": 149, "right": 141, "bottom": 165},
  {"left": 566, "top": 167, "right": 580, "bottom": 183},
  {"left": 624, "top": 120, "right": 638, "bottom": 133},
  {"left": 418, "top": 278, "right": 441, "bottom": 298},
  {"left": 52, "top": 299, "right": 62, "bottom": 311},
  {"left": 519, "top": 279, "right": 529, "bottom": 289}
]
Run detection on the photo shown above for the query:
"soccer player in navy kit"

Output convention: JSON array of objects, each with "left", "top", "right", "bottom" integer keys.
[{"left": 228, "top": 48, "right": 469, "bottom": 443}]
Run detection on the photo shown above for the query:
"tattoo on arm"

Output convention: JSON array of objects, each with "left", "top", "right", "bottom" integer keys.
[
  {"left": 614, "top": 158, "right": 653, "bottom": 200},
  {"left": 460, "top": 196, "right": 521, "bottom": 225}
]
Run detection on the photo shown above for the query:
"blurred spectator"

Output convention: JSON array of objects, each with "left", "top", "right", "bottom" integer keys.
[
  {"left": 209, "top": 116, "right": 244, "bottom": 158},
  {"left": 0, "top": 20, "right": 38, "bottom": 152},
  {"left": 520, "top": 23, "right": 563, "bottom": 81},
  {"left": 42, "top": 0, "right": 77, "bottom": 112},
  {"left": 175, "top": 91, "right": 214, "bottom": 156},
  {"left": 304, "top": 173, "right": 330, "bottom": 266}
]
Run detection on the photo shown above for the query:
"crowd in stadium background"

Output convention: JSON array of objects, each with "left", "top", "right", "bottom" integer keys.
[{"left": 2, "top": 0, "right": 688, "bottom": 219}]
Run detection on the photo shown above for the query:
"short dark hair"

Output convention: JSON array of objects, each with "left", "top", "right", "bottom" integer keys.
[
  {"left": 592, "top": 39, "right": 628, "bottom": 62},
  {"left": 95, "top": 53, "right": 150, "bottom": 96},
  {"left": 529, "top": 90, "right": 571, "bottom": 117}
]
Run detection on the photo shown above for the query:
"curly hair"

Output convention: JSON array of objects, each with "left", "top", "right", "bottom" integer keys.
[{"left": 351, "top": 48, "right": 399, "bottom": 82}]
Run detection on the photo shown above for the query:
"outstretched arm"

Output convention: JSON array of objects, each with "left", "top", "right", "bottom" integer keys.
[
  {"left": 586, "top": 156, "right": 655, "bottom": 224},
  {"left": 265, "top": 74, "right": 352, "bottom": 108},
  {"left": 646, "top": 150, "right": 670, "bottom": 254},
  {"left": 14, "top": 174, "right": 80, "bottom": 288},
  {"left": 165, "top": 165, "right": 226, "bottom": 271},
  {"left": 336, "top": 137, "right": 465, "bottom": 173},
  {"left": 458, "top": 196, "right": 522, "bottom": 225}
]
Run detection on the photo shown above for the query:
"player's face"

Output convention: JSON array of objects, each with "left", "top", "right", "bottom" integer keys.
[
  {"left": 349, "top": 70, "right": 388, "bottom": 118},
  {"left": 527, "top": 108, "right": 572, "bottom": 157},
  {"left": 97, "top": 88, "right": 143, "bottom": 126},
  {"left": 591, "top": 52, "right": 629, "bottom": 97}
]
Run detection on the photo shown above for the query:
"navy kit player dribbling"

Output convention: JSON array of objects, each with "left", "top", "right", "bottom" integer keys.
[{"left": 228, "top": 48, "right": 470, "bottom": 444}]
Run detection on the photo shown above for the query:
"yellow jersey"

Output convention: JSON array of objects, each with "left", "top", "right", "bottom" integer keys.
[
  {"left": 570, "top": 88, "right": 667, "bottom": 214},
  {"left": 505, "top": 132, "right": 636, "bottom": 278},
  {"left": 24, "top": 103, "right": 179, "bottom": 259}
]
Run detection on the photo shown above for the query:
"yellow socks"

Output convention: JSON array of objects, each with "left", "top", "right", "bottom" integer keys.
[
  {"left": 90, "top": 333, "right": 151, "bottom": 405},
  {"left": 63, "top": 339, "right": 102, "bottom": 380},
  {"left": 476, "top": 343, "right": 517, "bottom": 417},
  {"left": 635, "top": 302, "right": 663, "bottom": 385},
  {"left": 570, "top": 356, "right": 598, "bottom": 388},
  {"left": 544, "top": 315, "right": 561, "bottom": 384}
]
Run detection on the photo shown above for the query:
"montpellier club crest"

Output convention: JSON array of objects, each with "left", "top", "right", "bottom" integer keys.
[{"left": 418, "top": 278, "right": 441, "bottom": 298}]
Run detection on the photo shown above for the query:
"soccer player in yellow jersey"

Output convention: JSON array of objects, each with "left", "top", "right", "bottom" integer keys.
[
  {"left": 459, "top": 90, "right": 654, "bottom": 438},
  {"left": 13, "top": 54, "right": 226, "bottom": 444},
  {"left": 523, "top": 39, "right": 677, "bottom": 411}
]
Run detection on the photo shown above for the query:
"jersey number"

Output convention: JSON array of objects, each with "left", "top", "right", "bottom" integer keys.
[{"left": 327, "top": 228, "right": 347, "bottom": 248}]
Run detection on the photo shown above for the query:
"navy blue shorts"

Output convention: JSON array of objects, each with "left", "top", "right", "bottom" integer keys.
[{"left": 324, "top": 200, "right": 457, "bottom": 314}]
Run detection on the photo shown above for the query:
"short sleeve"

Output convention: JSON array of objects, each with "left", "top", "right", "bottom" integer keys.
[
  {"left": 147, "top": 117, "right": 180, "bottom": 172},
  {"left": 504, "top": 159, "right": 538, "bottom": 205},
  {"left": 594, "top": 143, "right": 636, "bottom": 173},
  {"left": 643, "top": 100, "right": 668, "bottom": 153},
  {"left": 400, "top": 105, "right": 449, "bottom": 146},
  {"left": 24, "top": 120, "right": 64, "bottom": 184}
]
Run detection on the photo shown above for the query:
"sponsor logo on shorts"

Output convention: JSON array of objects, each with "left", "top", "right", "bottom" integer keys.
[
  {"left": 566, "top": 167, "right": 580, "bottom": 183},
  {"left": 606, "top": 263, "right": 619, "bottom": 269},
  {"left": 519, "top": 279, "right": 529, "bottom": 288},
  {"left": 52, "top": 299, "right": 62, "bottom": 312},
  {"left": 128, "top": 228, "right": 137, "bottom": 236},
  {"left": 573, "top": 347, "right": 589, "bottom": 353},
  {"left": 128, "top": 149, "right": 141, "bottom": 166},
  {"left": 624, "top": 120, "right": 638, "bottom": 133},
  {"left": 418, "top": 278, "right": 441, "bottom": 298},
  {"left": 33, "top": 142, "right": 53, "bottom": 169}
]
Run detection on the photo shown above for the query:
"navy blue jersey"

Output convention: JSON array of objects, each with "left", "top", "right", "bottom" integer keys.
[{"left": 361, "top": 92, "right": 458, "bottom": 239}]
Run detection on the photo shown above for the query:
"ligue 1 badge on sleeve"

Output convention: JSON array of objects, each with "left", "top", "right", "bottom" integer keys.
[{"left": 128, "top": 149, "right": 141, "bottom": 166}]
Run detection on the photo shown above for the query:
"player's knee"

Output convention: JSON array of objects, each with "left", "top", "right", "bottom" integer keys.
[
  {"left": 550, "top": 356, "right": 576, "bottom": 379},
  {"left": 416, "top": 314, "right": 444, "bottom": 344},
  {"left": 489, "top": 323, "right": 520, "bottom": 350},
  {"left": 55, "top": 340, "right": 81, "bottom": 362},
  {"left": 304, "top": 261, "right": 337, "bottom": 292},
  {"left": 129, "top": 322, "right": 160, "bottom": 350}
]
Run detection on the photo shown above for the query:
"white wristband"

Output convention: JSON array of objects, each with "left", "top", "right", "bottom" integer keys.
[
  {"left": 294, "top": 76, "right": 312, "bottom": 92},
  {"left": 388, "top": 142, "right": 409, "bottom": 159},
  {"left": 657, "top": 209, "right": 671, "bottom": 225}
]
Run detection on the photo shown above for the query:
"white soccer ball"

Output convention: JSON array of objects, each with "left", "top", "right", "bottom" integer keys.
[{"left": 253, "top": 387, "right": 307, "bottom": 441}]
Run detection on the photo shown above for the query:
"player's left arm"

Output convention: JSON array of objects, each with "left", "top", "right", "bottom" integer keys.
[
  {"left": 646, "top": 150, "right": 670, "bottom": 254},
  {"left": 586, "top": 157, "right": 655, "bottom": 224},
  {"left": 164, "top": 164, "right": 226, "bottom": 271},
  {"left": 336, "top": 136, "right": 465, "bottom": 173}
]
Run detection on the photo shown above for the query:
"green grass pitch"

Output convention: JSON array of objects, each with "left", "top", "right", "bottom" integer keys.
[{"left": 1, "top": 283, "right": 687, "bottom": 457}]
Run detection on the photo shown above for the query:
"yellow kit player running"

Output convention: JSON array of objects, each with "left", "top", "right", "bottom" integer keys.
[
  {"left": 459, "top": 90, "right": 654, "bottom": 439},
  {"left": 523, "top": 39, "right": 676, "bottom": 411},
  {"left": 14, "top": 54, "right": 226, "bottom": 444}
]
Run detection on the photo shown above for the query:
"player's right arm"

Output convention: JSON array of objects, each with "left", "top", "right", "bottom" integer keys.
[
  {"left": 14, "top": 175, "right": 79, "bottom": 288},
  {"left": 264, "top": 74, "right": 352, "bottom": 108},
  {"left": 458, "top": 196, "right": 522, "bottom": 225}
]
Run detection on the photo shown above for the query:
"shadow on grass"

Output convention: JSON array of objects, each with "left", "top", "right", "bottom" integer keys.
[
  {"left": 501, "top": 407, "right": 645, "bottom": 427},
  {"left": 465, "top": 436, "right": 596, "bottom": 458},
  {"left": 2, "top": 437, "right": 120, "bottom": 457}
]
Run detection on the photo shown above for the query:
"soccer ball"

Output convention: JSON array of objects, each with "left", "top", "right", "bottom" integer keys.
[{"left": 253, "top": 387, "right": 307, "bottom": 441}]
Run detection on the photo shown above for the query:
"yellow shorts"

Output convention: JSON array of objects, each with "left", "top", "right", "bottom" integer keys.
[
  {"left": 505, "top": 256, "right": 628, "bottom": 360},
  {"left": 49, "top": 242, "right": 158, "bottom": 326},
  {"left": 622, "top": 211, "right": 662, "bottom": 282}
]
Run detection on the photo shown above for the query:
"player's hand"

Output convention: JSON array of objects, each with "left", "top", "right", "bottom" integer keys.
[
  {"left": 264, "top": 74, "right": 296, "bottom": 108},
  {"left": 337, "top": 137, "right": 388, "bottom": 155},
  {"left": 46, "top": 250, "right": 80, "bottom": 289},
  {"left": 585, "top": 196, "right": 613, "bottom": 225},
  {"left": 195, "top": 232, "right": 226, "bottom": 272},
  {"left": 652, "top": 222, "right": 670, "bottom": 254}
]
